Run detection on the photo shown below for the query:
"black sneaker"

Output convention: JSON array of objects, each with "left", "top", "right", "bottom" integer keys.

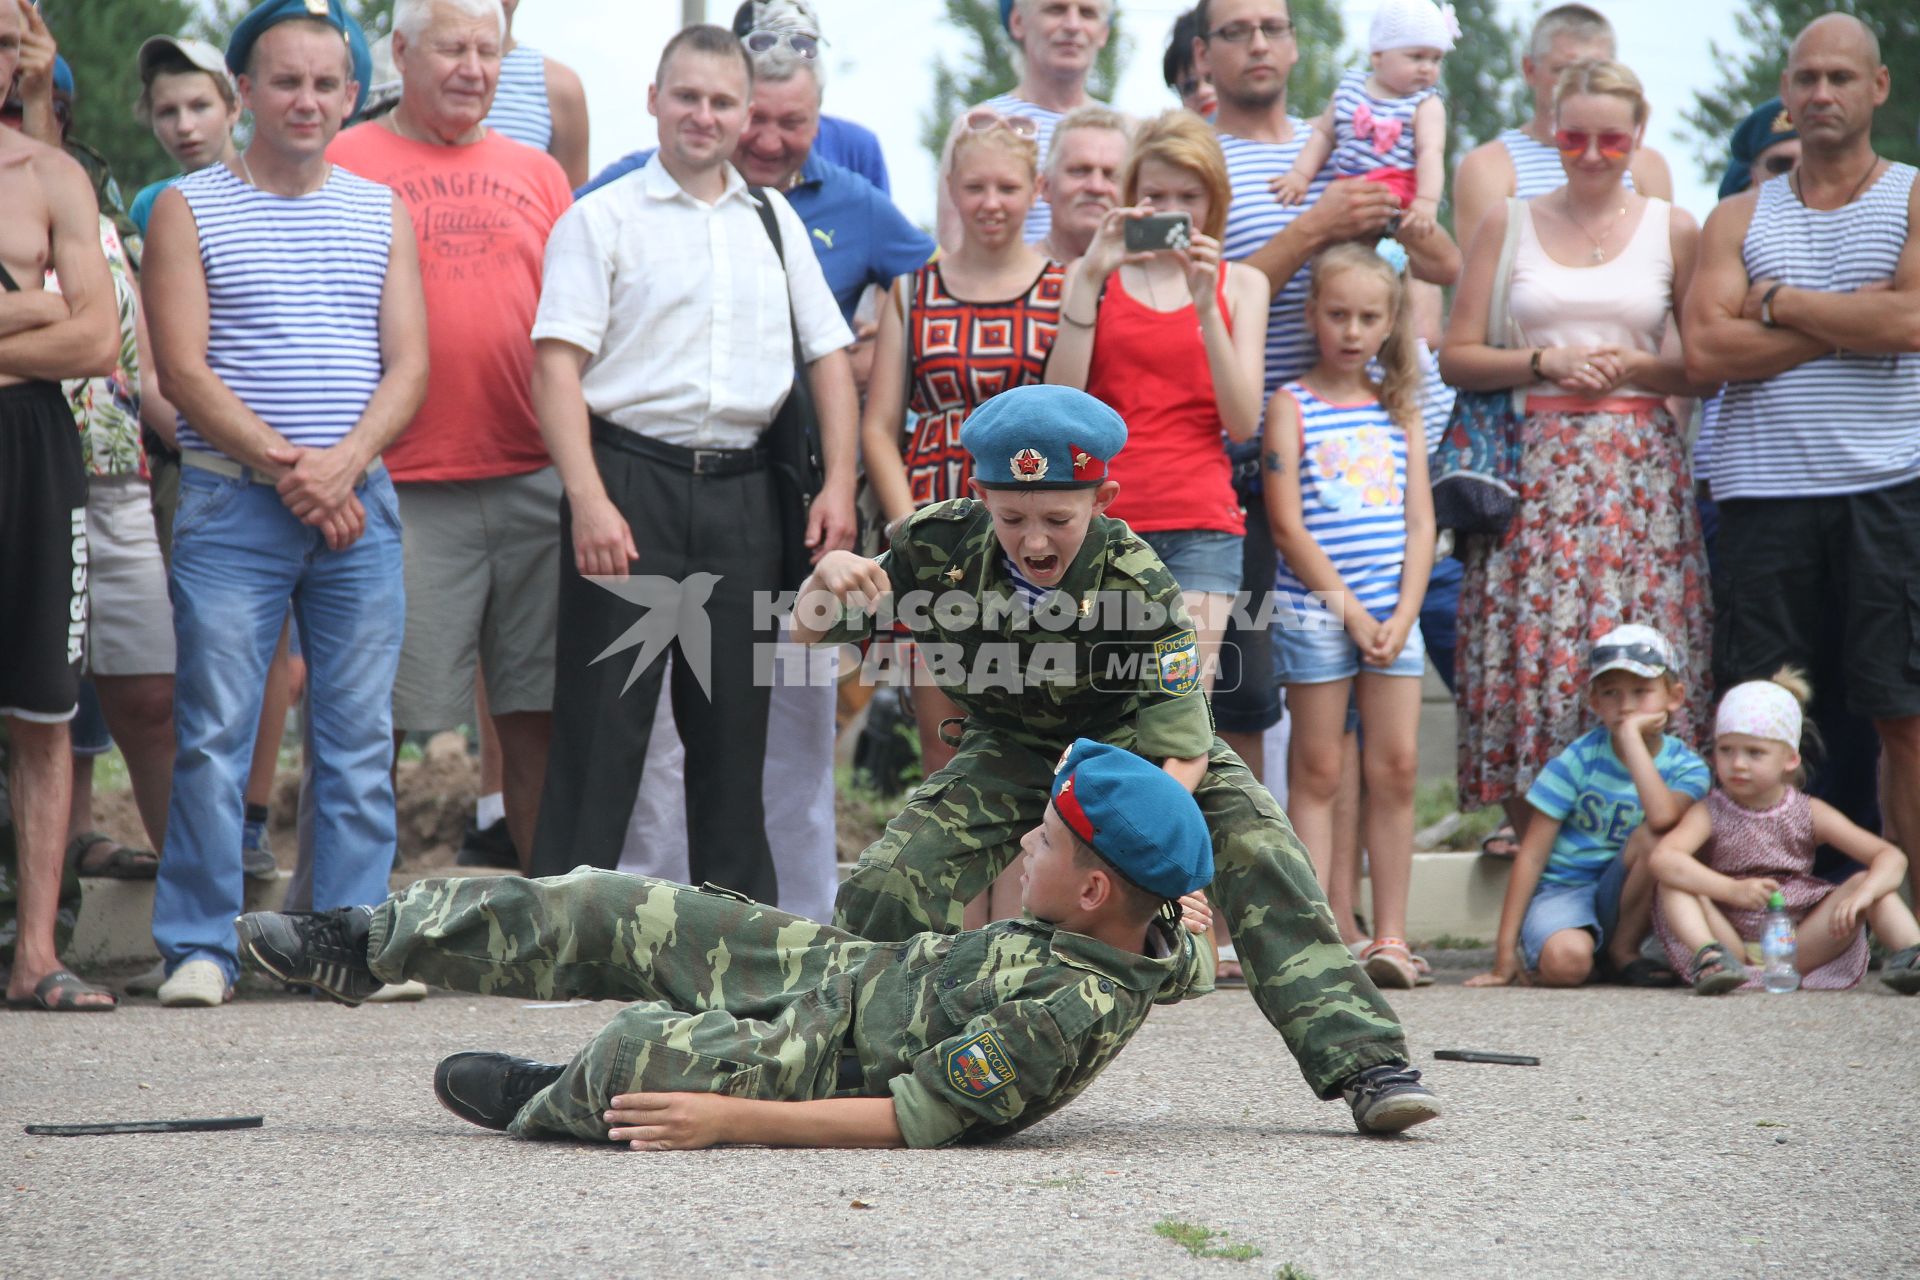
[
  {"left": 456, "top": 817, "right": 520, "bottom": 869},
  {"left": 434, "top": 1052, "right": 566, "bottom": 1131},
  {"left": 234, "top": 906, "right": 380, "bottom": 1006},
  {"left": 1882, "top": 944, "right": 1920, "bottom": 995},
  {"left": 1343, "top": 1062, "right": 1442, "bottom": 1134}
]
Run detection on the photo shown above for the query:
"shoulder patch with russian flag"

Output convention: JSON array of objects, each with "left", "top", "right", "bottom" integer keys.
[{"left": 946, "top": 1030, "right": 1017, "bottom": 1099}]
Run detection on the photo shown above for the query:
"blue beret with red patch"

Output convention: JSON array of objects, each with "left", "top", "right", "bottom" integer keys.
[
  {"left": 962, "top": 384, "right": 1128, "bottom": 490},
  {"left": 1050, "top": 739, "right": 1212, "bottom": 899}
]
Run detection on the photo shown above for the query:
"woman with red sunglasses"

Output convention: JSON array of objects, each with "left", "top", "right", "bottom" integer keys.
[{"left": 1439, "top": 59, "right": 1719, "bottom": 841}]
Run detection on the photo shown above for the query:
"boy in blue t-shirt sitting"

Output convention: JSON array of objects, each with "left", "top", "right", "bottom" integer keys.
[{"left": 1468, "top": 626, "right": 1711, "bottom": 988}]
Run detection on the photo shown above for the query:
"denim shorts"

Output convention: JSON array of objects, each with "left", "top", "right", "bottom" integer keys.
[
  {"left": 1519, "top": 852, "right": 1630, "bottom": 970},
  {"left": 1272, "top": 614, "right": 1426, "bottom": 684},
  {"left": 1135, "top": 529, "right": 1244, "bottom": 596}
]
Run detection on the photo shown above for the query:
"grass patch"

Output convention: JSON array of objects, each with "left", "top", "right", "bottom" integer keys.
[
  {"left": 1416, "top": 933, "right": 1489, "bottom": 951},
  {"left": 1413, "top": 781, "right": 1507, "bottom": 851},
  {"left": 1273, "top": 1266, "right": 1317, "bottom": 1280},
  {"left": 1153, "top": 1220, "right": 1262, "bottom": 1262}
]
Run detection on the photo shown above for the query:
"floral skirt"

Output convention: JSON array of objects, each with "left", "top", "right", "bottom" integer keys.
[{"left": 1455, "top": 398, "right": 1712, "bottom": 808}]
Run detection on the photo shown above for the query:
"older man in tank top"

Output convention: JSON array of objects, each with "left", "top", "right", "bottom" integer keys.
[
  {"left": 1686, "top": 14, "right": 1920, "bottom": 895},
  {"left": 141, "top": 0, "right": 428, "bottom": 1007}
]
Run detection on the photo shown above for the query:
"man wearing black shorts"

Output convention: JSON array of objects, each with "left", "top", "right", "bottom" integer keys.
[
  {"left": 1686, "top": 14, "right": 1920, "bottom": 893},
  {"left": 0, "top": 0, "right": 122, "bottom": 1011}
]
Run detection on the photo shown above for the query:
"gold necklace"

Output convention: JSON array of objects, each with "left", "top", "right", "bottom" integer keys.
[
  {"left": 1566, "top": 192, "right": 1628, "bottom": 263},
  {"left": 235, "top": 149, "right": 331, "bottom": 196}
]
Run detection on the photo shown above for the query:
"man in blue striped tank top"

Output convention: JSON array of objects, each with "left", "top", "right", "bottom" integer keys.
[
  {"left": 141, "top": 0, "right": 429, "bottom": 1008},
  {"left": 1193, "top": 0, "right": 1459, "bottom": 777},
  {"left": 1451, "top": 4, "right": 1673, "bottom": 248},
  {"left": 1686, "top": 13, "right": 1920, "bottom": 904}
]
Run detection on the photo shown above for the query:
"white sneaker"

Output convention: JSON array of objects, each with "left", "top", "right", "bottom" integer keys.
[
  {"left": 158, "top": 959, "right": 232, "bottom": 1007},
  {"left": 363, "top": 979, "right": 428, "bottom": 1003}
]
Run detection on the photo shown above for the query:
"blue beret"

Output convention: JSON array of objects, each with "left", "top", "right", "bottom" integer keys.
[
  {"left": 1719, "top": 98, "right": 1796, "bottom": 200},
  {"left": 961, "top": 385, "right": 1127, "bottom": 490},
  {"left": 226, "top": 0, "right": 372, "bottom": 116},
  {"left": 1051, "top": 740, "right": 1213, "bottom": 900},
  {"left": 1001, "top": 0, "right": 1016, "bottom": 32},
  {"left": 52, "top": 56, "right": 74, "bottom": 100}
]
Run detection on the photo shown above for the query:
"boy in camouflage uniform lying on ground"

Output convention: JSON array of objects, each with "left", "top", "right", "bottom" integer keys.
[
  {"left": 792, "top": 384, "right": 1439, "bottom": 1134},
  {"left": 235, "top": 740, "right": 1215, "bottom": 1148}
]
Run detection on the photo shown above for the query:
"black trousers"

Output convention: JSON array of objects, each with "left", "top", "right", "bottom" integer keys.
[{"left": 531, "top": 431, "right": 783, "bottom": 903}]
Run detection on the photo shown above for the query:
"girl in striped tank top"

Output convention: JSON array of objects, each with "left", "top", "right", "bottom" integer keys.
[{"left": 1266, "top": 243, "right": 1435, "bottom": 989}]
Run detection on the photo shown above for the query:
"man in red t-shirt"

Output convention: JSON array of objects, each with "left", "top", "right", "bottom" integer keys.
[{"left": 329, "top": 0, "right": 572, "bottom": 867}]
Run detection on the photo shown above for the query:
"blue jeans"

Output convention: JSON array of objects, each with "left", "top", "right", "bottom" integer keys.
[{"left": 153, "top": 465, "right": 405, "bottom": 981}]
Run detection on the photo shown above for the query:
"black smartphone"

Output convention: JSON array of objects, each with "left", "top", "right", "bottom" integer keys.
[
  {"left": 1123, "top": 211, "right": 1192, "bottom": 253},
  {"left": 1433, "top": 1049, "right": 1540, "bottom": 1067}
]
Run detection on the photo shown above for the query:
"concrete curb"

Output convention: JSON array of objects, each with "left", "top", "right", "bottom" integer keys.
[{"left": 69, "top": 853, "right": 1510, "bottom": 968}]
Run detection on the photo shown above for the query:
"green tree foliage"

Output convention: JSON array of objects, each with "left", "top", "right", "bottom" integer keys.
[
  {"left": 920, "top": 0, "right": 1130, "bottom": 167},
  {"left": 1440, "top": 0, "right": 1528, "bottom": 162},
  {"left": 1280, "top": 0, "right": 1347, "bottom": 122},
  {"left": 1686, "top": 0, "right": 1917, "bottom": 182},
  {"left": 36, "top": 0, "right": 194, "bottom": 193}
]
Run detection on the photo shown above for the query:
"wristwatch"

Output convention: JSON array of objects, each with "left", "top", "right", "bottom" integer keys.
[
  {"left": 1529, "top": 348, "right": 1545, "bottom": 379},
  {"left": 1759, "top": 283, "right": 1785, "bottom": 328}
]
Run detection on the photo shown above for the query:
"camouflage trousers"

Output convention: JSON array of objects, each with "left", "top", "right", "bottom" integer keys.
[
  {"left": 370, "top": 871, "right": 867, "bottom": 1141},
  {"left": 833, "top": 733, "right": 1407, "bottom": 1098}
]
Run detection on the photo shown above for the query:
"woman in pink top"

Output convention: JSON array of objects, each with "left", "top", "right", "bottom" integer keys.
[
  {"left": 1047, "top": 110, "right": 1267, "bottom": 693},
  {"left": 1440, "top": 60, "right": 1717, "bottom": 833}
]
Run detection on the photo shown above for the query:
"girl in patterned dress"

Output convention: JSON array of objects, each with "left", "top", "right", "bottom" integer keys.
[
  {"left": 1649, "top": 671, "right": 1920, "bottom": 996},
  {"left": 1271, "top": 0, "right": 1457, "bottom": 238},
  {"left": 861, "top": 112, "right": 1066, "bottom": 923},
  {"left": 1265, "top": 244, "right": 1434, "bottom": 990}
]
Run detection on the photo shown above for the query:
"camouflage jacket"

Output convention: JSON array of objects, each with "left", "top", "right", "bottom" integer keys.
[
  {"left": 859, "top": 914, "right": 1209, "bottom": 1147},
  {"left": 819, "top": 499, "right": 1215, "bottom": 758}
]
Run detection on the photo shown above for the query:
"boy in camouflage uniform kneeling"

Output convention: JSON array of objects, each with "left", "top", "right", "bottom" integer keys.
[
  {"left": 792, "top": 385, "right": 1439, "bottom": 1133},
  {"left": 236, "top": 741, "right": 1215, "bottom": 1148}
]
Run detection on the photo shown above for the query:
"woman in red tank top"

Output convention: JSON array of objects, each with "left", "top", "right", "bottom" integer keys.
[{"left": 1047, "top": 110, "right": 1267, "bottom": 696}]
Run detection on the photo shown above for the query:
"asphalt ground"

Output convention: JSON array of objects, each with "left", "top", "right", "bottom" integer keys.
[{"left": 3, "top": 969, "right": 1915, "bottom": 1278}]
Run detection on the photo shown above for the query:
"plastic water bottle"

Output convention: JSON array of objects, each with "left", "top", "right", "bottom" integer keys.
[{"left": 1761, "top": 891, "right": 1800, "bottom": 994}]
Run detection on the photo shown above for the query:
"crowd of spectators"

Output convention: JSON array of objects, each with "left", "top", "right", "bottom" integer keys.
[{"left": 2, "top": 0, "right": 1916, "bottom": 1011}]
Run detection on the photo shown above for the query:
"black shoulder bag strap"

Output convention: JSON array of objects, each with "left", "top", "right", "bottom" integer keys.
[{"left": 749, "top": 188, "right": 826, "bottom": 589}]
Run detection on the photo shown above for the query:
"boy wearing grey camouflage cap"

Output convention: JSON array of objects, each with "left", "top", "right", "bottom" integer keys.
[
  {"left": 794, "top": 383, "right": 1439, "bottom": 1134},
  {"left": 238, "top": 739, "right": 1215, "bottom": 1148}
]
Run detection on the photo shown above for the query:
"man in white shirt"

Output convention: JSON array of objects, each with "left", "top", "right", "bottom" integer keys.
[{"left": 527, "top": 24, "right": 856, "bottom": 901}]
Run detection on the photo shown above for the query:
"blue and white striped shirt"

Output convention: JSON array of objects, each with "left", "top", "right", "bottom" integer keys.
[
  {"left": 1272, "top": 382, "right": 1410, "bottom": 623},
  {"left": 484, "top": 45, "right": 552, "bottom": 152},
  {"left": 1220, "top": 126, "right": 1331, "bottom": 397},
  {"left": 175, "top": 164, "right": 391, "bottom": 454},
  {"left": 1712, "top": 164, "right": 1920, "bottom": 499},
  {"left": 1330, "top": 69, "right": 1436, "bottom": 177}
]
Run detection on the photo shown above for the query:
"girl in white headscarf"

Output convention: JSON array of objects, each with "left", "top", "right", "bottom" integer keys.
[{"left": 1649, "top": 670, "right": 1920, "bottom": 995}]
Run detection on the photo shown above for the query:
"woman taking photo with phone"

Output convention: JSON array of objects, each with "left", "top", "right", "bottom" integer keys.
[{"left": 1047, "top": 110, "right": 1267, "bottom": 694}]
